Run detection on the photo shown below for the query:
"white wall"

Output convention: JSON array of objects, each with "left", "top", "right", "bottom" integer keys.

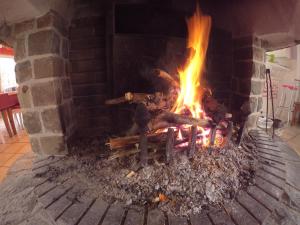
[{"left": 263, "top": 45, "right": 300, "bottom": 123}]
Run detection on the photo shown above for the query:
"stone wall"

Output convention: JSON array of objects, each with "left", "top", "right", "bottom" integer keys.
[
  {"left": 14, "top": 10, "right": 76, "bottom": 155},
  {"left": 232, "top": 36, "right": 266, "bottom": 127}
]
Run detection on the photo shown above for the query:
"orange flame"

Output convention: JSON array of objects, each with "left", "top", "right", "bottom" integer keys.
[{"left": 172, "top": 5, "right": 211, "bottom": 119}]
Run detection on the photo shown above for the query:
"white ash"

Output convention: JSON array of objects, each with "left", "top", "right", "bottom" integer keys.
[{"left": 42, "top": 138, "right": 258, "bottom": 217}]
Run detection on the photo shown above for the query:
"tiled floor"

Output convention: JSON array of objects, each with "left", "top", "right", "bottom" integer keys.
[
  {"left": 0, "top": 118, "right": 31, "bottom": 182},
  {"left": 275, "top": 125, "right": 300, "bottom": 156}
]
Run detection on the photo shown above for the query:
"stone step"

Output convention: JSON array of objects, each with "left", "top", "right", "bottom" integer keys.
[
  {"left": 70, "top": 37, "right": 105, "bottom": 50},
  {"left": 71, "top": 59, "right": 105, "bottom": 73},
  {"left": 70, "top": 48, "right": 105, "bottom": 61},
  {"left": 73, "top": 83, "right": 107, "bottom": 97},
  {"left": 70, "top": 71, "right": 107, "bottom": 85}
]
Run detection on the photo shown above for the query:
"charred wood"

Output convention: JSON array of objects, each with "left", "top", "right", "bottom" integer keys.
[
  {"left": 107, "top": 133, "right": 166, "bottom": 150},
  {"left": 153, "top": 69, "right": 179, "bottom": 88},
  {"left": 188, "top": 125, "right": 197, "bottom": 158},
  {"left": 165, "top": 128, "right": 175, "bottom": 163},
  {"left": 105, "top": 92, "right": 156, "bottom": 105}
]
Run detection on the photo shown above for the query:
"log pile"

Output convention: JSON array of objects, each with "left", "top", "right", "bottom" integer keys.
[{"left": 105, "top": 69, "right": 233, "bottom": 166}]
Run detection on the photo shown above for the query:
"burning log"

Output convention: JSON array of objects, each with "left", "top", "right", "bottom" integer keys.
[
  {"left": 149, "top": 112, "right": 210, "bottom": 131},
  {"left": 153, "top": 69, "right": 179, "bottom": 88},
  {"left": 188, "top": 125, "right": 197, "bottom": 158},
  {"left": 165, "top": 128, "right": 175, "bottom": 163}
]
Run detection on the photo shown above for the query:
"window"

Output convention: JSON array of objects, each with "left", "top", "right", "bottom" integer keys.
[{"left": 0, "top": 56, "right": 16, "bottom": 92}]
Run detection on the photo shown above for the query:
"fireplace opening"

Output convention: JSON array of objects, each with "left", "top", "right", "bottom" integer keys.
[
  {"left": 1, "top": 0, "right": 300, "bottom": 224},
  {"left": 65, "top": 2, "right": 258, "bottom": 216}
]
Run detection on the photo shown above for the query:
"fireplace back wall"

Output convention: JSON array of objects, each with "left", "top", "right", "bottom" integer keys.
[{"left": 111, "top": 3, "right": 233, "bottom": 133}]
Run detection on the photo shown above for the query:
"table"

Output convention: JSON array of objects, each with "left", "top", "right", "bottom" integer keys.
[{"left": 0, "top": 93, "right": 17, "bottom": 137}]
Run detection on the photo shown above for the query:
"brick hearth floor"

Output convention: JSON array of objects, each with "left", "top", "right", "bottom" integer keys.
[
  {"left": 276, "top": 125, "right": 300, "bottom": 156},
  {"left": 0, "top": 129, "right": 300, "bottom": 224},
  {"left": 0, "top": 118, "right": 31, "bottom": 182}
]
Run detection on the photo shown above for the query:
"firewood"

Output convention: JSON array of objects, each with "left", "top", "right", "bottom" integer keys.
[
  {"left": 208, "top": 125, "right": 217, "bottom": 154},
  {"left": 107, "top": 133, "right": 166, "bottom": 150},
  {"left": 165, "top": 128, "right": 175, "bottom": 163},
  {"left": 188, "top": 125, "right": 197, "bottom": 158},
  {"left": 105, "top": 92, "right": 156, "bottom": 105},
  {"left": 139, "top": 132, "right": 148, "bottom": 167},
  {"left": 153, "top": 69, "right": 179, "bottom": 88},
  {"left": 149, "top": 112, "right": 210, "bottom": 131}
]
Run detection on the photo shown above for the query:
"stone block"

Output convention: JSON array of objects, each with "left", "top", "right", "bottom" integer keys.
[
  {"left": 238, "top": 79, "right": 251, "bottom": 95},
  {"left": 253, "top": 47, "right": 265, "bottom": 62},
  {"left": 34, "top": 56, "right": 64, "bottom": 79},
  {"left": 17, "top": 85, "right": 32, "bottom": 108},
  {"left": 40, "top": 135, "right": 67, "bottom": 155},
  {"left": 62, "top": 79, "right": 72, "bottom": 99},
  {"left": 23, "top": 111, "right": 42, "bottom": 134},
  {"left": 14, "top": 37, "right": 26, "bottom": 61},
  {"left": 60, "top": 102, "right": 71, "bottom": 132},
  {"left": 251, "top": 80, "right": 263, "bottom": 95},
  {"left": 41, "top": 107, "right": 63, "bottom": 133},
  {"left": 260, "top": 64, "right": 266, "bottom": 79},
  {"left": 54, "top": 79, "right": 63, "bottom": 104},
  {"left": 14, "top": 19, "right": 34, "bottom": 36},
  {"left": 250, "top": 96, "right": 258, "bottom": 112},
  {"left": 28, "top": 30, "right": 60, "bottom": 56},
  {"left": 31, "top": 81, "right": 61, "bottom": 106},
  {"left": 15, "top": 61, "right": 32, "bottom": 83},
  {"left": 37, "top": 10, "right": 67, "bottom": 36},
  {"left": 29, "top": 136, "right": 41, "bottom": 154},
  {"left": 61, "top": 38, "right": 69, "bottom": 58},
  {"left": 246, "top": 113, "right": 259, "bottom": 128},
  {"left": 257, "top": 97, "right": 263, "bottom": 112}
]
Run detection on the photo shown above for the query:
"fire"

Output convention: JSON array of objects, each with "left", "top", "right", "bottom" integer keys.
[
  {"left": 172, "top": 5, "right": 211, "bottom": 119},
  {"left": 171, "top": 5, "right": 212, "bottom": 146}
]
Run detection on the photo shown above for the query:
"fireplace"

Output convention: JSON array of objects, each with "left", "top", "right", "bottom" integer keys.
[{"left": 0, "top": 0, "right": 299, "bottom": 224}]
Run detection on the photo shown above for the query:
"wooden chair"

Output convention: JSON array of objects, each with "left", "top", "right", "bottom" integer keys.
[
  {"left": 0, "top": 93, "right": 17, "bottom": 137},
  {"left": 8, "top": 93, "right": 23, "bottom": 128}
]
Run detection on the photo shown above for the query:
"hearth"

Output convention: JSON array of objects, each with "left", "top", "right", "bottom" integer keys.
[{"left": 63, "top": 4, "right": 258, "bottom": 217}]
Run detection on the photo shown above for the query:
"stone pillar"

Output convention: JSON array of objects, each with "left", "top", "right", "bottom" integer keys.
[
  {"left": 232, "top": 35, "right": 266, "bottom": 128},
  {"left": 14, "top": 11, "right": 76, "bottom": 155}
]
